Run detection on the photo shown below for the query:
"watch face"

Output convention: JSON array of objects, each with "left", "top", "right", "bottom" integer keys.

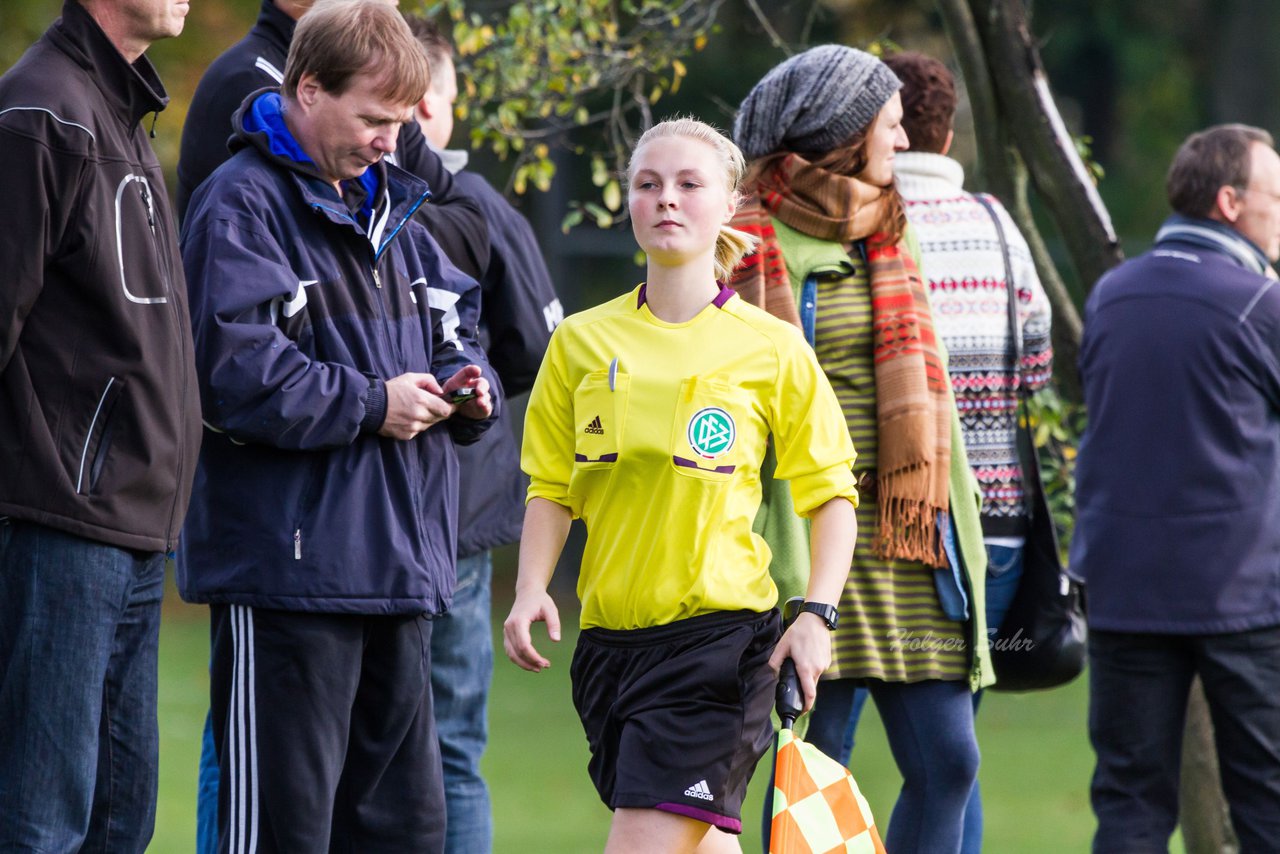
[{"left": 802, "top": 602, "right": 838, "bottom": 630}]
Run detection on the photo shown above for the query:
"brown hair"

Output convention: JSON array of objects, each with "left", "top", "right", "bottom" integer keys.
[
  {"left": 403, "top": 14, "right": 454, "bottom": 95},
  {"left": 630, "top": 118, "right": 759, "bottom": 281},
  {"left": 807, "top": 123, "right": 908, "bottom": 244},
  {"left": 282, "top": 0, "right": 430, "bottom": 106},
  {"left": 1167, "top": 124, "right": 1275, "bottom": 218},
  {"left": 883, "top": 51, "right": 956, "bottom": 154}
]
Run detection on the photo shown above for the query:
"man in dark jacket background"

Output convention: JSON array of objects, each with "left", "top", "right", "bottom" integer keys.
[
  {"left": 0, "top": 0, "right": 202, "bottom": 849},
  {"left": 176, "top": 0, "right": 490, "bottom": 280},
  {"left": 178, "top": 1, "right": 497, "bottom": 849},
  {"left": 407, "top": 17, "right": 562, "bottom": 854},
  {"left": 1074, "top": 124, "right": 1280, "bottom": 853}
]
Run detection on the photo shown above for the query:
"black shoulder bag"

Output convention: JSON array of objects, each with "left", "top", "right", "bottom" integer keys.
[{"left": 974, "top": 194, "right": 1087, "bottom": 692}]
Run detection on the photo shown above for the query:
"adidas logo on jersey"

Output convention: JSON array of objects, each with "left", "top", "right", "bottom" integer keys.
[
  {"left": 683, "top": 780, "right": 713, "bottom": 801},
  {"left": 584, "top": 416, "right": 604, "bottom": 435}
]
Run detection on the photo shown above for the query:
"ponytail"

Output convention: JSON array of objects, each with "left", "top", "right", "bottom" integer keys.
[{"left": 714, "top": 223, "right": 759, "bottom": 282}]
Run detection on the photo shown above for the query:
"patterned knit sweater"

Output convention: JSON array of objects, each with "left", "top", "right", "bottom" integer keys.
[{"left": 895, "top": 152, "right": 1053, "bottom": 538}]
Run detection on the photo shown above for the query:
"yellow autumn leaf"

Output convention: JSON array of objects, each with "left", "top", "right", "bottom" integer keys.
[{"left": 602, "top": 179, "right": 621, "bottom": 212}]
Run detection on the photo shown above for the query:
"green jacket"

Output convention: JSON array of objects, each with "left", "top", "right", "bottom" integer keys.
[{"left": 754, "top": 218, "right": 994, "bottom": 690}]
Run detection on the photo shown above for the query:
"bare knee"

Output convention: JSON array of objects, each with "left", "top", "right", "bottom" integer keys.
[{"left": 605, "top": 808, "right": 719, "bottom": 854}]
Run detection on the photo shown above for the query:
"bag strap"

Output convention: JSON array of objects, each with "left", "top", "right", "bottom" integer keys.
[
  {"left": 973, "top": 193, "right": 1023, "bottom": 383},
  {"left": 973, "top": 193, "right": 1047, "bottom": 513}
]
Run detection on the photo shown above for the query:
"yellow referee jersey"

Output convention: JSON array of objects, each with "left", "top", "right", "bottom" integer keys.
[{"left": 523, "top": 284, "right": 858, "bottom": 630}]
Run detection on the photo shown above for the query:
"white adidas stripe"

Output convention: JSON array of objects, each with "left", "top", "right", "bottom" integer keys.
[{"left": 229, "top": 605, "right": 260, "bottom": 853}]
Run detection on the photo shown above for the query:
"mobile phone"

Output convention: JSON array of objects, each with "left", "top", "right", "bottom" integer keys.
[{"left": 447, "top": 386, "right": 477, "bottom": 405}]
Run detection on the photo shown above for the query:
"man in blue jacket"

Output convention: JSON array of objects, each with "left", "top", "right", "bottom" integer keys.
[
  {"left": 1074, "top": 124, "right": 1280, "bottom": 853},
  {"left": 178, "top": 2, "right": 498, "bottom": 850}
]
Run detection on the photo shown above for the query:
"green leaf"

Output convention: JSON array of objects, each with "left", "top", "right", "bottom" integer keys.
[
  {"left": 602, "top": 179, "right": 621, "bottom": 212},
  {"left": 561, "top": 208, "right": 584, "bottom": 234}
]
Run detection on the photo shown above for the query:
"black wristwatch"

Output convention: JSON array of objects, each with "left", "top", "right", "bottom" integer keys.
[{"left": 799, "top": 601, "right": 839, "bottom": 631}]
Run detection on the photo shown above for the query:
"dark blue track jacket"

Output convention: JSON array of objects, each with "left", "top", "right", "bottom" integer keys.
[{"left": 176, "top": 91, "right": 497, "bottom": 615}]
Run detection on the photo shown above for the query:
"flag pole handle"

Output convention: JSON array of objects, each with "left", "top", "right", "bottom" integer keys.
[{"left": 776, "top": 657, "right": 802, "bottom": 729}]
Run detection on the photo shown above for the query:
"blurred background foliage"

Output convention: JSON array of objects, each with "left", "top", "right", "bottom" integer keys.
[
  {"left": 5, "top": 0, "right": 1272, "bottom": 288},
  {"left": 4, "top": 0, "right": 1274, "bottom": 556}
]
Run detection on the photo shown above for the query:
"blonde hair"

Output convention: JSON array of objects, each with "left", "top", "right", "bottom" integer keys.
[{"left": 629, "top": 117, "right": 759, "bottom": 281}]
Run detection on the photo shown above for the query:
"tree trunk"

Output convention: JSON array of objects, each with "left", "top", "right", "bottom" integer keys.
[
  {"left": 938, "top": 0, "right": 1094, "bottom": 402},
  {"left": 1180, "top": 678, "right": 1239, "bottom": 854},
  {"left": 968, "top": 0, "right": 1124, "bottom": 288},
  {"left": 938, "top": 3, "right": 1238, "bottom": 848}
]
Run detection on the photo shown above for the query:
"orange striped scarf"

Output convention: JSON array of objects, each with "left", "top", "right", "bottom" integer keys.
[{"left": 729, "top": 153, "right": 950, "bottom": 566}]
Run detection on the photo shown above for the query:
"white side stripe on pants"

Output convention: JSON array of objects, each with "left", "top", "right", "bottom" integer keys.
[{"left": 230, "top": 605, "right": 260, "bottom": 853}]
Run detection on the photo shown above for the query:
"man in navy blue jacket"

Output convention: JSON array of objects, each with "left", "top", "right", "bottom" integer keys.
[
  {"left": 1074, "top": 124, "right": 1280, "bottom": 853},
  {"left": 177, "top": 2, "right": 498, "bottom": 850}
]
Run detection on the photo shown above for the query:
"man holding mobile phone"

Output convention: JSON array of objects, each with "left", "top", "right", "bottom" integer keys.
[{"left": 176, "top": 2, "right": 498, "bottom": 848}]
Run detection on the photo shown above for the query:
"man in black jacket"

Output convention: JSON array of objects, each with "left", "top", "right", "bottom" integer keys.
[
  {"left": 0, "top": 0, "right": 202, "bottom": 850},
  {"left": 408, "top": 18, "right": 562, "bottom": 854},
  {"left": 176, "top": 0, "right": 490, "bottom": 280}
]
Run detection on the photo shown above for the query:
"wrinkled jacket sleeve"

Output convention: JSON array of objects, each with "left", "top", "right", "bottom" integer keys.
[
  {"left": 409, "top": 226, "right": 500, "bottom": 446},
  {"left": 0, "top": 115, "right": 81, "bottom": 371},
  {"left": 453, "top": 171, "right": 561, "bottom": 396},
  {"left": 181, "top": 214, "right": 374, "bottom": 450},
  {"left": 396, "top": 121, "right": 490, "bottom": 281}
]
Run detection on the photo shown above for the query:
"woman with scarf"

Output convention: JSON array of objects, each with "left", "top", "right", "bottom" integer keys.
[{"left": 728, "top": 46, "right": 993, "bottom": 854}]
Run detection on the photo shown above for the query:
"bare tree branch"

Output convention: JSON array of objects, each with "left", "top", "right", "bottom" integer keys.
[{"left": 744, "top": 0, "right": 791, "bottom": 53}]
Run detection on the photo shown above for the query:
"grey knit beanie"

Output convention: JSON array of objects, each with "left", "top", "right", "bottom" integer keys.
[{"left": 734, "top": 45, "right": 902, "bottom": 161}]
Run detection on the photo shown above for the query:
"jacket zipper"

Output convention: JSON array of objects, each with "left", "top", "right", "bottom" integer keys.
[
  {"left": 138, "top": 181, "right": 156, "bottom": 235},
  {"left": 139, "top": 171, "right": 192, "bottom": 552}
]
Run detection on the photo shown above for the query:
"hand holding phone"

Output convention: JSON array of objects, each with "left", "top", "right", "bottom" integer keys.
[{"left": 447, "top": 386, "right": 477, "bottom": 405}]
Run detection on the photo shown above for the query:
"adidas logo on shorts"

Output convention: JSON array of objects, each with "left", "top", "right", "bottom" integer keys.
[
  {"left": 584, "top": 416, "right": 604, "bottom": 435},
  {"left": 683, "top": 779, "right": 714, "bottom": 801}
]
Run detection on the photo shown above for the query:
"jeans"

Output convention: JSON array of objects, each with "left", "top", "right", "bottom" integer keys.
[
  {"left": 197, "top": 710, "right": 218, "bottom": 854},
  {"left": 0, "top": 518, "right": 165, "bottom": 852},
  {"left": 784, "top": 545, "right": 1019, "bottom": 853},
  {"left": 803, "top": 678, "right": 978, "bottom": 854},
  {"left": 1089, "top": 626, "right": 1280, "bottom": 854},
  {"left": 961, "top": 542, "right": 1025, "bottom": 853},
  {"left": 430, "top": 552, "right": 495, "bottom": 854}
]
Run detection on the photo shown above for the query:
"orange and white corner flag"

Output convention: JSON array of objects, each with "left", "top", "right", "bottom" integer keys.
[{"left": 769, "top": 728, "right": 886, "bottom": 854}]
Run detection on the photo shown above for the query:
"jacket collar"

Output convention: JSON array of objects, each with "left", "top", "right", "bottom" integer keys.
[
  {"left": 46, "top": 0, "right": 169, "bottom": 129},
  {"left": 232, "top": 90, "right": 430, "bottom": 254},
  {"left": 1155, "top": 213, "right": 1273, "bottom": 277},
  {"left": 252, "top": 0, "right": 297, "bottom": 57}
]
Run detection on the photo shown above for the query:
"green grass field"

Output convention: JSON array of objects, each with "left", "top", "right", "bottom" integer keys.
[{"left": 153, "top": 573, "right": 1121, "bottom": 853}]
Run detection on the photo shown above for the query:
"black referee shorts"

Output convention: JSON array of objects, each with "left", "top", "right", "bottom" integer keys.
[{"left": 570, "top": 609, "right": 782, "bottom": 834}]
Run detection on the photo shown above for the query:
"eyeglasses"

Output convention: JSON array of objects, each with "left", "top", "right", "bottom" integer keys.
[{"left": 1237, "top": 185, "right": 1280, "bottom": 204}]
